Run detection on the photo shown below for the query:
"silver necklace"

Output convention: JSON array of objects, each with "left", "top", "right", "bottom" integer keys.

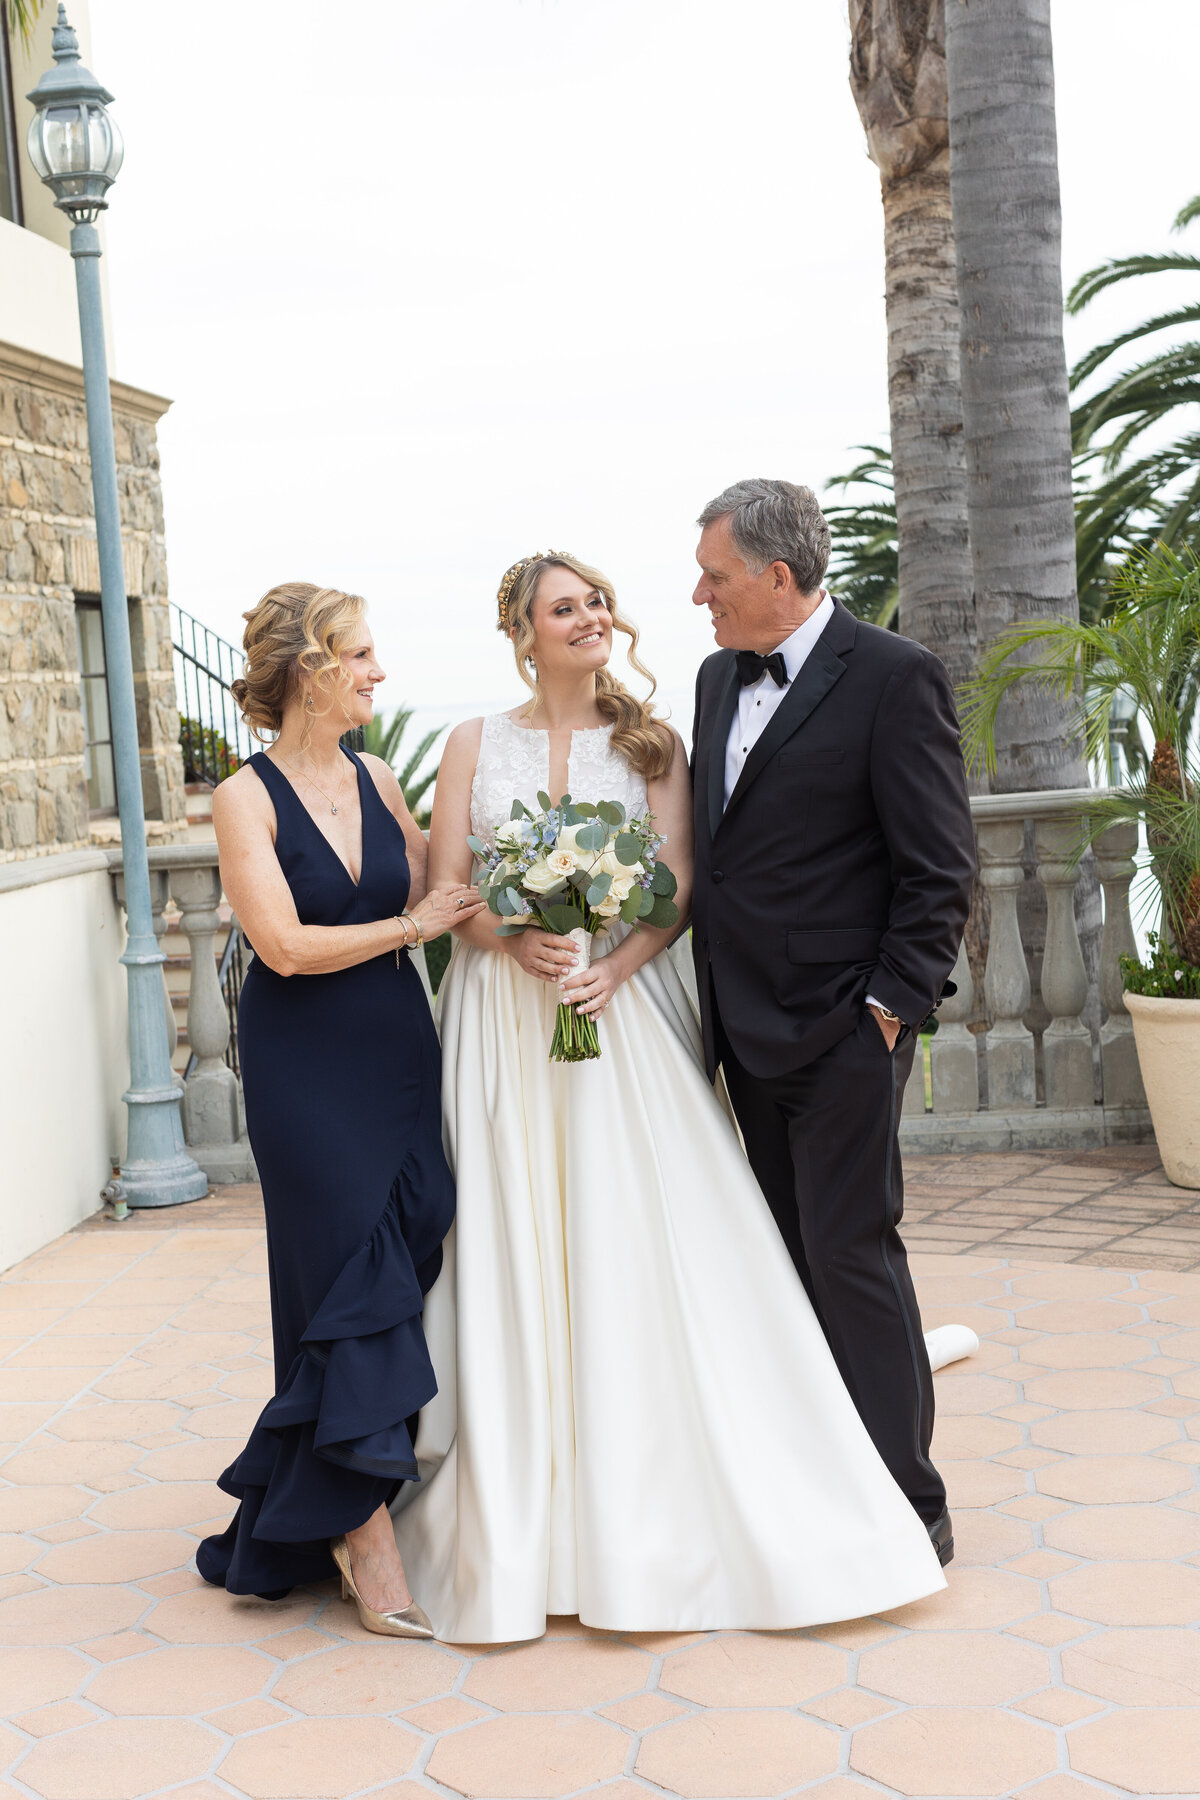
[{"left": 275, "top": 750, "right": 348, "bottom": 816}]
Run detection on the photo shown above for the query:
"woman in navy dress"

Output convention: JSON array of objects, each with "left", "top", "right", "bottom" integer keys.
[{"left": 196, "top": 581, "right": 483, "bottom": 1636}]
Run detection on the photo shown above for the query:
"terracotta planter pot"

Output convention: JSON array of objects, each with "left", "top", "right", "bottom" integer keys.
[{"left": 1125, "top": 992, "right": 1200, "bottom": 1189}]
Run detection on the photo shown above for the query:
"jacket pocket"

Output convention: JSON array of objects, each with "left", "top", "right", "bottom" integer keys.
[{"left": 787, "top": 927, "right": 882, "bottom": 963}]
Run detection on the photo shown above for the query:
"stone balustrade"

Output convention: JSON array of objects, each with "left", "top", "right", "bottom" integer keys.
[
  {"left": 109, "top": 844, "right": 253, "bottom": 1184},
  {"left": 901, "top": 788, "right": 1151, "bottom": 1153},
  {"left": 110, "top": 790, "right": 1153, "bottom": 1179}
]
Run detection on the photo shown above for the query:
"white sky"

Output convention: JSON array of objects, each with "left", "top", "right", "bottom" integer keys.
[{"left": 70, "top": 0, "right": 1200, "bottom": 747}]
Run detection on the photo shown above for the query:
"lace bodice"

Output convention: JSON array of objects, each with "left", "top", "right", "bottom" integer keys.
[{"left": 470, "top": 712, "right": 649, "bottom": 842}]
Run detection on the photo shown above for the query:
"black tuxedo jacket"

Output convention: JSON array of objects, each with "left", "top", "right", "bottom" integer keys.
[{"left": 690, "top": 600, "right": 975, "bottom": 1079}]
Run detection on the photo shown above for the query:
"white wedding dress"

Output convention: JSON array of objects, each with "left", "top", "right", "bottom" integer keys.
[{"left": 392, "top": 712, "right": 946, "bottom": 1642}]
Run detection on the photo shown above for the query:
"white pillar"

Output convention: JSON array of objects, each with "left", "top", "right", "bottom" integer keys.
[
  {"left": 172, "top": 865, "right": 240, "bottom": 1147},
  {"left": 1035, "top": 814, "right": 1094, "bottom": 1109},
  {"left": 1095, "top": 820, "right": 1146, "bottom": 1108},
  {"left": 931, "top": 936, "right": 979, "bottom": 1113},
  {"left": 978, "top": 817, "right": 1036, "bottom": 1109}
]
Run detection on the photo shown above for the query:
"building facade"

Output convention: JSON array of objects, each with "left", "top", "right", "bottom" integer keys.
[{"left": 0, "top": 0, "right": 186, "bottom": 865}]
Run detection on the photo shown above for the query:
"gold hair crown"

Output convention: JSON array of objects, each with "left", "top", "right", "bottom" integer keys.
[{"left": 497, "top": 550, "right": 567, "bottom": 627}]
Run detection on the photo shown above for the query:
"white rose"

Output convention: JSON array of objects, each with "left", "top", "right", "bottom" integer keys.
[
  {"left": 597, "top": 846, "right": 644, "bottom": 881},
  {"left": 592, "top": 870, "right": 638, "bottom": 917},
  {"left": 494, "top": 820, "right": 530, "bottom": 854},
  {"left": 553, "top": 822, "right": 595, "bottom": 860},
  {"left": 523, "top": 857, "right": 568, "bottom": 895},
  {"left": 546, "top": 847, "right": 579, "bottom": 877}
]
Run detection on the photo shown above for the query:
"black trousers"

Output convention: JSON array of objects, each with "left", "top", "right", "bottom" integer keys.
[{"left": 715, "top": 1000, "right": 945, "bottom": 1525}]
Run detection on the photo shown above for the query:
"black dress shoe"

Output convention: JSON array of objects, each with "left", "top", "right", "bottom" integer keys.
[{"left": 927, "top": 1506, "right": 954, "bottom": 1567}]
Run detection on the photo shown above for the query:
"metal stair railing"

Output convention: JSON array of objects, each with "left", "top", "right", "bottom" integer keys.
[
  {"left": 170, "top": 601, "right": 364, "bottom": 787},
  {"left": 171, "top": 602, "right": 256, "bottom": 785}
]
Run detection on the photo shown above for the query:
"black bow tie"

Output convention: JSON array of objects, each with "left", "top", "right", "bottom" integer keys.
[{"left": 735, "top": 650, "right": 789, "bottom": 689}]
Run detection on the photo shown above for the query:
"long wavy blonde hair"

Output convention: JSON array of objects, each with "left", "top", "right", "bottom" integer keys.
[
  {"left": 501, "top": 553, "right": 674, "bottom": 779},
  {"left": 231, "top": 581, "right": 366, "bottom": 746}
]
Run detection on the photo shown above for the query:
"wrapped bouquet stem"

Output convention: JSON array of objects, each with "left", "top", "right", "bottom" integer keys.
[
  {"left": 470, "top": 792, "right": 679, "bottom": 1063},
  {"left": 552, "top": 928, "right": 599, "bottom": 1062}
]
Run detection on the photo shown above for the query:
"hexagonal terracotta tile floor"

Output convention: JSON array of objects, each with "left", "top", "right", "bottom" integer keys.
[{"left": 2, "top": 1161, "right": 1199, "bottom": 1799}]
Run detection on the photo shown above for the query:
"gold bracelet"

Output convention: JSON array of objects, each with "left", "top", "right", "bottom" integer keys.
[
  {"left": 401, "top": 909, "right": 424, "bottom": 948},
  {"left": 393, "top": 914, "right": 415, "bottom": 968}
]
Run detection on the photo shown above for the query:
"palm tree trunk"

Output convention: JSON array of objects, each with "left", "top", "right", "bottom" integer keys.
[
  {"left": 944, "top": 0, "right": 1087, "bottom": 793},
  {"left": 882, "top": 159, "right": 976, "bottom": 687},
  {"left": 849, "top": 1, "right": 975, "bottom": 691}
]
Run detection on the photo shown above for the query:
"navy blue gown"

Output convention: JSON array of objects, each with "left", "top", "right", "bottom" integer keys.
[{"left": 197, "top": 749, "right": 454, "bottom": 1599}]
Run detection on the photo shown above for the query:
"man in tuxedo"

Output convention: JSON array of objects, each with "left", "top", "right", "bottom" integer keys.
[{"left": 690, "top": 477, "right": 975, "bottom": 1563}]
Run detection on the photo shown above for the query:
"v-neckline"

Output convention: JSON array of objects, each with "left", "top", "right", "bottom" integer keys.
[{"left": 270, "top": 747, "right": 365, "bottom": 890}]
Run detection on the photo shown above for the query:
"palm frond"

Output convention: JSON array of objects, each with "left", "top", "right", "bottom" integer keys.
[
  {"left": 361, "top": 703, "right": 444, "bottom": 823},
  {"left": 397, "top": 728, "right": 441, "bottom": 791},
  {"left": 959, "top": 544, "right": 1200, "bottom": 779},
  {"left": 823, "top": 446, "right": 899, "bottom": 628},
  {"left": 1067, "top": 252, "right": 1200, "bottom": 314},
  {"left": 1071, "top": 344, "right": 1200, "bottom": 459},
  {"left": 1070, "top": 306, "right": 1200, "bottom": 392},
  {"left": 7, "top": 0, "right": 44, "bottom": 41},
  {"left": 1174, "top": 195, "right": 1200, "bottom": 232}
]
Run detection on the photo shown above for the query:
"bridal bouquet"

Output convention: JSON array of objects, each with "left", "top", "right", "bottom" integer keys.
[{"left": 470, "top": 793, "right": 679, "bottom": 1062}]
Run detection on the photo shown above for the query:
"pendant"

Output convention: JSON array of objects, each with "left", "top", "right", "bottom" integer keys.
[{"left": 331, "top": 805, "right": 338, "bottom": 815}]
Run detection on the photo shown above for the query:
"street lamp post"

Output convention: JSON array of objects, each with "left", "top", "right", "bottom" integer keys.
[{"left": 26, "top": 6, "right": 206, "bottom": 1208}]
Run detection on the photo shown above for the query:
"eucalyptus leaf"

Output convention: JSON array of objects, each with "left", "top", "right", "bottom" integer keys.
[
  {"left": 537, "top": 791, "right": 553, "bottom": 813},
  {"left": 541, "top": 903, "right": 584, "bottom": 936},
  {"left": 597, "top": 800, "right": 626, "bottom": 827},
  {"left": 647, "top": 897, "right": 680, "bottom": 929},
  {"left": 561, "top": 803, "right": 581, "bottom": 826},
  {"left": 637, "top": 888, "right": 657, "bottom": 918},
  {"left": 586, "top": 874, "right": 612, "bottom": 907},
  {"left": 466, "top": 834, "right": 488, "bottom": 857},
  {"left": 511, "top": 799, "right": 532, "bottom": 821},
  {"left": 651, "top": 864, "right": 677, "bottom": 897},
  {"left": 573, "top": 802, "right": 598, "bottom": 817},
  {"left": 496, "top": 888, "right": 515, "bottom": 916},
  {"left": 615, "top": 832, "right": 643, "bottom": 866},
  {"left": 495, "top": 921, "right": 527, "bottom": 937},
  {"left": 575, "top": 820, "right": 607, "bottom": 852},
  {"left": 620, "top": 889, "right": 644, "bottom": 925}
]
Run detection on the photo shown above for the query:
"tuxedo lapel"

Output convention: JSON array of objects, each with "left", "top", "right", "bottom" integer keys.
[
  {"left": 706, "top": 659, "right": 740, "bottom": 843},
  {"left": 721, "top": 632, "right": 849, "bottom": 825}
]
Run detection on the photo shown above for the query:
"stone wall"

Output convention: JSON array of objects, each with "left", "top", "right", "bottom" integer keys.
[{"left": 0, "top": 342, "right": 187, "bottom": 862}]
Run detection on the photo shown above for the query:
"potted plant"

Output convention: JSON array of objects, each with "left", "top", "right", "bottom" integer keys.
[
  {"left": 1120, "top": 935, "right": 1200, "bottom": 1185},
  {"left": 961, "top": 543, "right": 1200, "bottom": 1185}
]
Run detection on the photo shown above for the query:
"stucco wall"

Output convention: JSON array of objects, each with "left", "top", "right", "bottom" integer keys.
[{"left": 0, "top": 854, "right": 127, "bottom": 1272}]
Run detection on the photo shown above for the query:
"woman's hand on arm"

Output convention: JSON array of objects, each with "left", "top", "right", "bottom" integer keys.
[
  {"left": 213, "top": 768, "right": 482, "bottom": 978},
  {"left": 563, "top": 728, "right": 694, "bottom": 1017}
]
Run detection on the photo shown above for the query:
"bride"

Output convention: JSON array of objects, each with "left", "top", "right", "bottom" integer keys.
[{"left": 392, "top": 550, "right": 949, "bottom": 1643}]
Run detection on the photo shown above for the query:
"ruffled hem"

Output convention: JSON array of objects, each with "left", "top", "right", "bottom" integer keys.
[{"left": 197, "top": 1149, "right": 451, "bottom": 1599}]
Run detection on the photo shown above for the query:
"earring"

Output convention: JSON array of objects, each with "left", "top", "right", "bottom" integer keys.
[{"left": 305, "top": 694, "right": 314, "bottom": 709}]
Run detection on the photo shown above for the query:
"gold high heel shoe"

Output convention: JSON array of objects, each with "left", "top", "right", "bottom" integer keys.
[{"left": 329, "top": 1535, "right": 434, "bottom": 1640}]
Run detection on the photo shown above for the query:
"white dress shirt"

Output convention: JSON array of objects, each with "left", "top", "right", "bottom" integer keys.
[
  {"left": 721, "top": 592, "right": 891, "bottom": 1018},
  {"left": 723, "top": 593, "right": 834, "bottom": 807}
]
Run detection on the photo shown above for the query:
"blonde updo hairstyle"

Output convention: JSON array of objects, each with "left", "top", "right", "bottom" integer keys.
[
  {"left": 501, "top": 554, "right": 674, "bottom": 780},
  {"left": 231, "top": 581, "right": 367, "bottom": 746}
]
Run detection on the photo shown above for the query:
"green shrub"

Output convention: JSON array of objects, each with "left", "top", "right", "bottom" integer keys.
[{"left": 1121, "top": 932, "right": 1200, "bottom": 998}]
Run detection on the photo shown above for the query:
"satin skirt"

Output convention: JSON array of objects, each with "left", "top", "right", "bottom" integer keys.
[{"left": 392, "top": 930, "right": 945, "bottom": 1643}]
